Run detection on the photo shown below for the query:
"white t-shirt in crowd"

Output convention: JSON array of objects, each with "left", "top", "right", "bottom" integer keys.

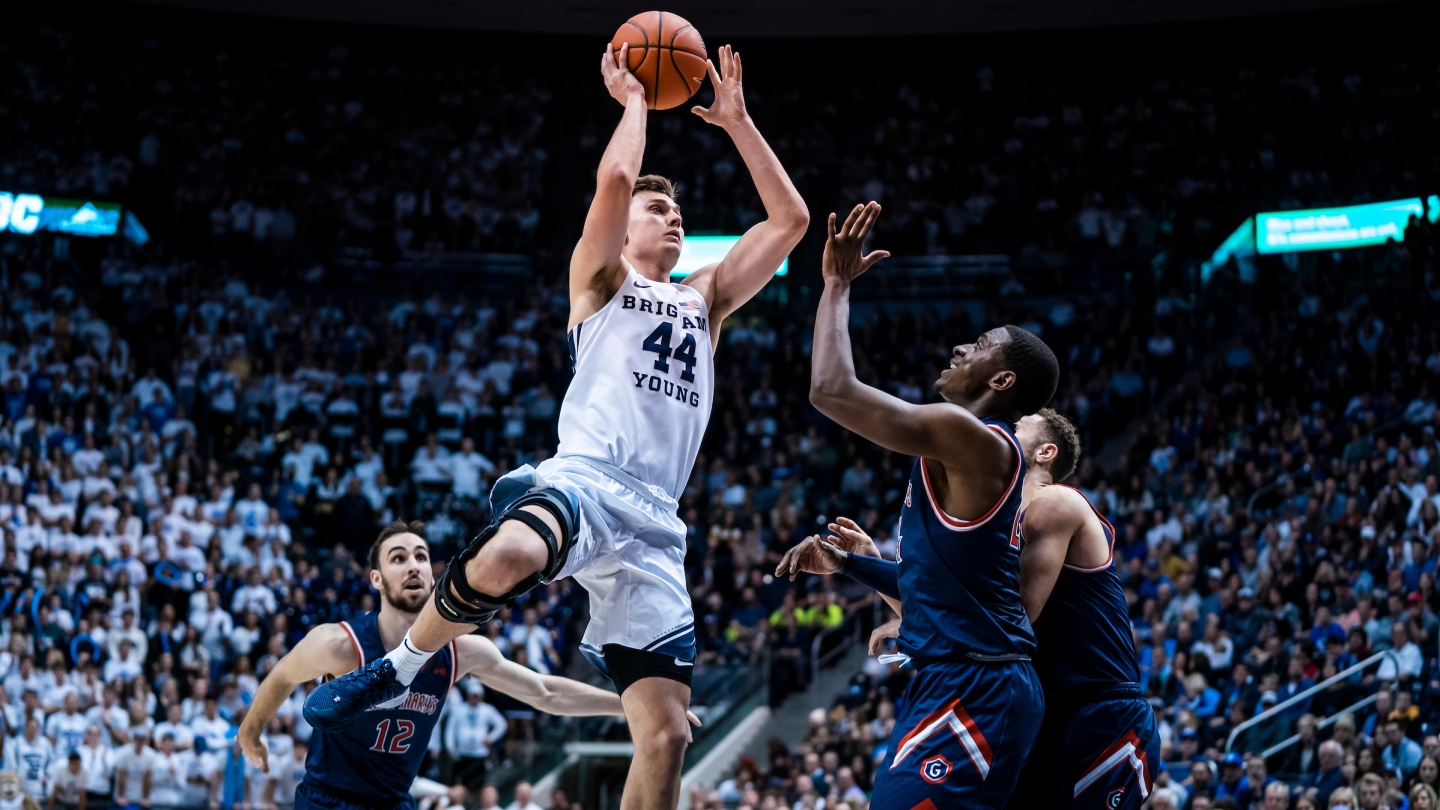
[{"left": 114, "top": 745, "right": 158, "bottom": 803}]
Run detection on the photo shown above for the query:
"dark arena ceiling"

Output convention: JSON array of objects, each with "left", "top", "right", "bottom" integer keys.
[{"left": 130, "top": 0, "right": 1396, "bottom": 37}]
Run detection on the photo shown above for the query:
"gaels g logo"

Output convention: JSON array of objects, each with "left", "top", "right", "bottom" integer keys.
[
  {"left": 920, "top": 755, "right": 952, "bottom": 784},
  {"left": 1106, "top": 787, "right": 1126, "bottom": 808}
]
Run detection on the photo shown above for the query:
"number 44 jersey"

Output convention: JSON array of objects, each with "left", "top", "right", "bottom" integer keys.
[{"left": 558, "top": 264, "right": 714, "bottom": 501}]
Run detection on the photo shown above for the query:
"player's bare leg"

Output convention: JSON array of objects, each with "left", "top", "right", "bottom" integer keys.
[
  {"left": 396, "top": 505, "right": 561, "bottom": 676},
  {"left": 305, "top": 503, "right": 567, "bottom": 730},
  {"left": 620, "top": 677, "right": 692, "bottom": 810},
  {"left": 405, "top": 506, "right": 557, "bottom": 652}
]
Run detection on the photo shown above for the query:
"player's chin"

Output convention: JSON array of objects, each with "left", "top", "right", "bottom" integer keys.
[{"left": 393, "top": 588, "right": 430, "bottom": 614}]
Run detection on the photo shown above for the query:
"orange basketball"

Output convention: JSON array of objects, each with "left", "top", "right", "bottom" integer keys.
[{"left": 611, "top": 11, "right": 707, "bottom": 111}]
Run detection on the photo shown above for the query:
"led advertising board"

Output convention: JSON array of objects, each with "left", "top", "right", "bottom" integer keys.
[
  {"left": 0, "top": 191, "right": 123, "bottom": 238},
  {"left": 1256, "top": 198, "right": 1424, "bottom": 254},
  {"left": 670, "top": 235, "right": 788, "bottom": 277}
]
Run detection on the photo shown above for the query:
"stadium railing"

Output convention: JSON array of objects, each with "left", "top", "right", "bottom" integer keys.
[{"left": 1225, "top": 650, "right": 1399, "bottom": 754}]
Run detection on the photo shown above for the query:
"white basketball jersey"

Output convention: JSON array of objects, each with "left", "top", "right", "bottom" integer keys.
[{"left": 556, "top": 265, "right": 714, "bottom": 500}]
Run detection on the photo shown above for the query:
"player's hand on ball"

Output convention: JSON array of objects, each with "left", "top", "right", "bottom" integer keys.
[
  {"left": 601, "top": 43, "right": 646, "bottom": 105},
  {"left": 238, "top": 731, "right": 269, "bottom": 774},
  {"left": 775, "top": 535, "right": 847, "bottom": 580},
  {"left": 822, "top": 202, "right": 889, "bottom": 286},
  {"left": 869, "top": 616, "right": 902, "bottom": 655},
  {"left": 827, "top": 517, "right": 880, "bottom": 558},
  {"left": 692, "top": 45, "right": 747, "bottom": 128}
]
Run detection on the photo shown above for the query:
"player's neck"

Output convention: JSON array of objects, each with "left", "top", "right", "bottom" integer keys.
[
  {"left": 623, "top": 253, "right": 672, "bottom": 284},
  {"left": 1021, "top": 473, "right": 1053, "bottom": 506},
  {"left": 376, "top": 603, "right": 420, "bottom": 652}
]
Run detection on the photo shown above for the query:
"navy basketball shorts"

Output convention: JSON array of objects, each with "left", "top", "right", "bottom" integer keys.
[
  {"left": 874, "top": 659, "right": 1043, "bottom": 810},
  {"left": 1009, "top": 687, "right": 1159, "bottom": 810},
  {"left": 295, "top": 782, "right": 417, "bottom": 810}
]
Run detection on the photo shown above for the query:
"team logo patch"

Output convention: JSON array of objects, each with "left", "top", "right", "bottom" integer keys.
[
  {"left": 920, "top": 755, "right": 952, "bottom": 784},
  {"left": 1106, "top": 787, "right": 1126, "bottom": 808}
]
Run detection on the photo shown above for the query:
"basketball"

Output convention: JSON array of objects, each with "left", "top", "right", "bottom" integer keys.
[{"left": 611, "top": 11, "right": 707, "bottom": 111}]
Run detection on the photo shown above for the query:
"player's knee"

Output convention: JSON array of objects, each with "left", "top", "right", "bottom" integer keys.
[
  {"left": 466, "top": 527, "right": 548, "bottom": 593},
  {"left": 638, "top": 722, "right": 689, "bottom": 760}
]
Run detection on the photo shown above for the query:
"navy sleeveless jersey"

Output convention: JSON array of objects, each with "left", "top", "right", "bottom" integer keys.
[
  {"left": 896, "top": 417, "right": 1035, "bottom": 666},
  {"left": 304, "top": 613, "right": 458, "bottom": 805},
  {"left": 1022, "top": 486, "right": 1140, "bottom": 700}
]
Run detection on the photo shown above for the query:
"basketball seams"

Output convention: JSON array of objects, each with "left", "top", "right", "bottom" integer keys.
[
  {"left": 652, "top": 12, "right": 664, "bottom": 110},
  {"left": 669, "top": 47, "right": 691, "bottom": 97},
  {"left": 622, "top": 21, "right": 648, "bottom": 74}
]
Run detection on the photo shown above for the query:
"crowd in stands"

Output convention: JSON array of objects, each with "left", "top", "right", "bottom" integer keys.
[{"left": 2, "top": 7, "right": 1440, "bottom": 810}]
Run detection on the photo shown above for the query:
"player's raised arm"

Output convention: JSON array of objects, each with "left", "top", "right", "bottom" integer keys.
[
  {"left": 570, "top": 43, "right": 650, "bottom": 327},
  {"left": 681, "top": 46, "right": 809, "bottom": 328},
  {"left": 238, "top": 624, "right": 358, "bottom": 773},
  {"left": 809, "top": 203, "right": 1013, "bottom": 476}
]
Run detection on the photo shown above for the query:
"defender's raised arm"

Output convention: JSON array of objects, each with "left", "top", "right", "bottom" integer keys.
[{"left": 809, "top": 204, "right": 1012, "bottom": 467}]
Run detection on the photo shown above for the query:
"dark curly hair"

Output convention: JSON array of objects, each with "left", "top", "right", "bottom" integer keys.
[
  {"left": 1002, "top": 325, "right": 1059, "bottom": 416},
  {"left": 1035, "top": 408, "right": 1082, "bottom": 481}
]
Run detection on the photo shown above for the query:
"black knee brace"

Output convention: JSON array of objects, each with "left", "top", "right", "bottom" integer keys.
[{"left": 433, "top": 487, "right": 579, "bottom": 626}]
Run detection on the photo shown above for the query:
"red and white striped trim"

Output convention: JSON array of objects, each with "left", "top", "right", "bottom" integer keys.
[
  {"left": 919, "top": 425, "right": 1022, "bottom": 533},
  {"left": 339, "top": 621, "right": 365, "bottom": 668},
  {"left": 447, "top": 640, "right": 460, "bottom": 689},
  {"left": 891, "top": 697, "right": 993, "bottom": 780},
  {"left": 1073, "top": 731, "right": 1150, "bottom": 799},
  {"left": 1056, "top": 484, "right": 1118, "bottom": 573}
]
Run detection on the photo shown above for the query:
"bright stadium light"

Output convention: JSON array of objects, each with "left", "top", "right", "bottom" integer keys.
[{"left": 670, "top": 235, "right": 788, "bottom": 278}]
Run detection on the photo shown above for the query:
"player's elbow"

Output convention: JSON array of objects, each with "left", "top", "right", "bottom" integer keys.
[
  {"left": 774, "top": 204, "right": 810, "bottom": 242},
  {"left": 809, "top": 379, "right": 845, "bottom": 408},
  {"left": 596, "top": 162, "right": 636, "bottom": 193}
]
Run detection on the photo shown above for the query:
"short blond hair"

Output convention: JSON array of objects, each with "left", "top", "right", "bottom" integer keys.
[{"left": 632, "top": 175, "right": 676, "bottom": 200}]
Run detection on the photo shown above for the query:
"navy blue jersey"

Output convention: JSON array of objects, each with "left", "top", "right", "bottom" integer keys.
[
  {"left": 303, "top": 613, "right": 457, "bottom": 806},
  {"left": 896, "top": 417, "right": 1034, "bottom": 665},
  {"left": 1023, "top": 486, "right": 1140, "bottom": 700}
]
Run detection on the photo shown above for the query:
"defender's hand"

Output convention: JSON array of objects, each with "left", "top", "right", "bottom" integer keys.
[
  {"left": 775, "top": 535, "right": 848, "bottom": 580},
  {"left": 686, "top": 709, "right": 703, "bottom": 743},
  {"left": 238, "top": 731, "right": 269, "bottom": 775},
  {"left": 691, "top": 45, "right": 747, "bottom": 128},
  {"left": 827, "top": 517, "right": 880, "bottom": 558},
  {"left": 869, "top": 617, "right": 902, "bottom": 655},
  {"left": 601, "top": 43, "right": 646, "bottom": 105},
  {"left": 822, "top": 202, "right": 889, "bottom": 286}
]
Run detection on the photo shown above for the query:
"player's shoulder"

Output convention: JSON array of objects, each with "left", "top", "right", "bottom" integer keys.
[
  {"left": 1028, "top": 484, "right": 1092, "bottom": 523},
  {"left": 301, "top": 622, "right": 366, "bottom": 657}
]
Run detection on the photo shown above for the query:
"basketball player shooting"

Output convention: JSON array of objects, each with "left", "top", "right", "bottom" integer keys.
[
  {"left": 777, "top": 203, "right": 1058, "bottom": 809},
  {"left": 304, "top": 43, "right": 807, "bottom": 810}
]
